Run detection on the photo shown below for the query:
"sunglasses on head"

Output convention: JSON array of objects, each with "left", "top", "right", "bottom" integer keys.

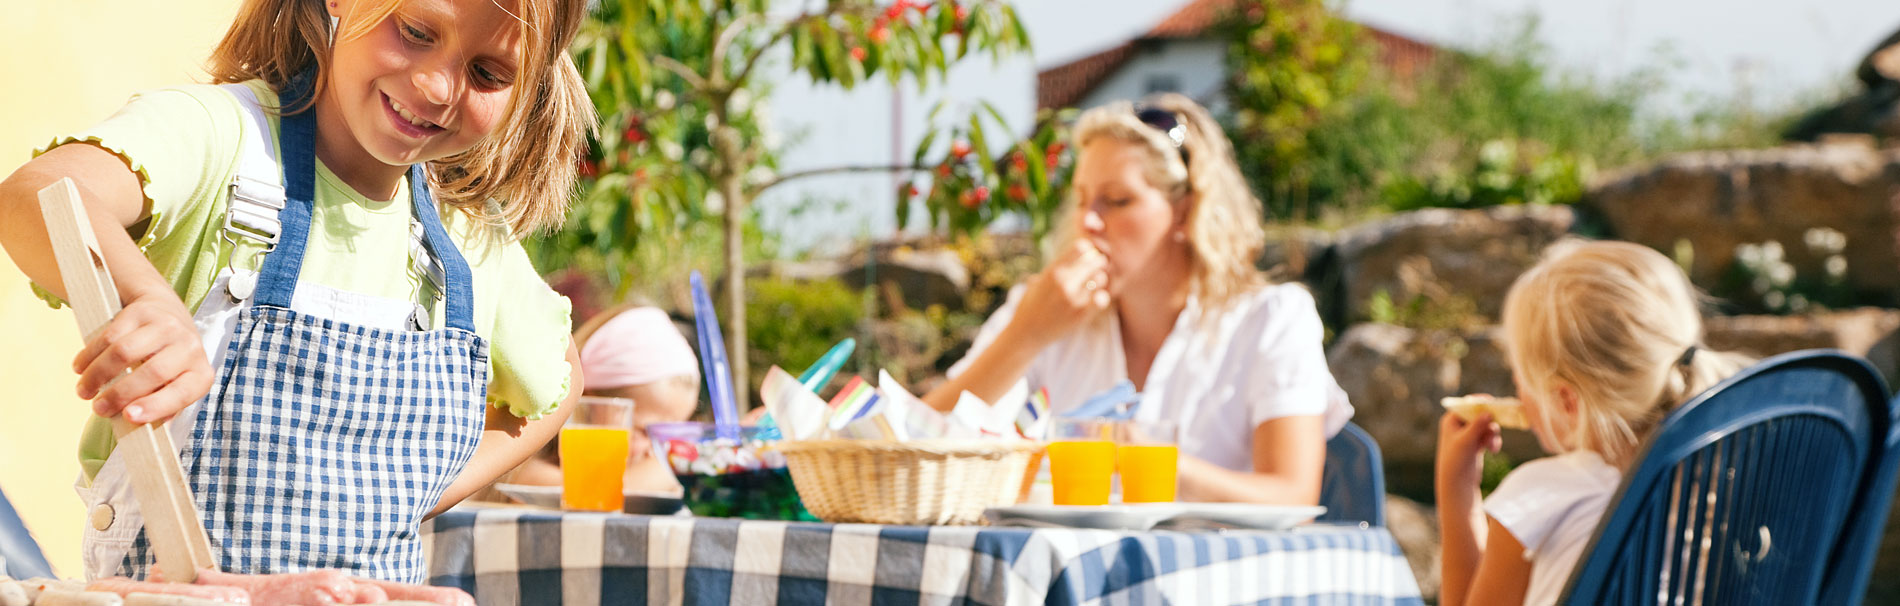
[{"left": 1134, "top": 105, "right": 1190, "bottom": 166}]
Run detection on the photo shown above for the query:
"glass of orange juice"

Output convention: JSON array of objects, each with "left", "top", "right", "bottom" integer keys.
[
  {"left": 560, "top": 396, "right": 634, "bottom": 511},
  {"left": 1047, "top": 418, "right": 1117, "bottom": 506},
  {"left": 1115, "top": 420, "right": 1180, "bottom": 503}
]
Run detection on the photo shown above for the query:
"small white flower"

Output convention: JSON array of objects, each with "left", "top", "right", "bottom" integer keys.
[
  {"left": 1736, "top": 243, "right": 1762, "bottom": 266},
  {"left": 660, "top": 140, "right": 685, "bottom": 161},
  {"left": 655, "top": 90, "right": 677, "bottom": 111},
  {"left": 1764, "top": 291, "right": 1786, "bottom": 310},
  {"left": 1768, "top": 262, "right": 1795, "bottom": 287},
  {"left": 1826, "top": 255, "right": 1848, "bottom": 279},
  {"left": 1805, "top": 227, "right": 1848, "bottom": 255},
  {"left": 705, "top": 191, "right": 725, "bottom": 213},
  {"left": 1762, "top": 241, "right": 1785, "bottom": 262},
  {"left": 1789, "top": 294, "right": 1809, "bottom": 312}
]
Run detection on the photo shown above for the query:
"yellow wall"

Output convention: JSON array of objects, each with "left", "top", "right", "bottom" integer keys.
[{"left": 1, "top": 0, "right": 240, "bottom": 576}]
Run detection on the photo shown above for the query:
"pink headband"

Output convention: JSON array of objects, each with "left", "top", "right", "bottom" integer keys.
[{"left": 580, "top": 307, "right": 700, "bottom": 391}]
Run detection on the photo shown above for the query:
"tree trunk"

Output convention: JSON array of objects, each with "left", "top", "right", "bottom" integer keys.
[{"left": 712, "top": 122, "right": 750, "bottom": 411}]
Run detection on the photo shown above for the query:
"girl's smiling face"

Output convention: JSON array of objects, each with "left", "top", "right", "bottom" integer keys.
[{"left": 322, "top": 0, "right": 521, "bottom": 178}]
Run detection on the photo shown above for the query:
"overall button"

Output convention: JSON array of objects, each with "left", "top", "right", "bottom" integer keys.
[{"left": 90, "top": 503, "right": 114, "bottom": 531}]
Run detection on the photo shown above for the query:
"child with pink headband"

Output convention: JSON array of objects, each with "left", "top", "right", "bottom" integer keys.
[{"left": 506, "top": 305, "right": 701, "bottom": 494}]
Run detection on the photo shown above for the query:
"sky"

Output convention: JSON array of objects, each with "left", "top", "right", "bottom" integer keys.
[{"left": 756, "top": 0, "right": 1900, "bottom": 252}]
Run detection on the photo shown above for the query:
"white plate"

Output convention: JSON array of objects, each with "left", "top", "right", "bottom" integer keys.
[
  {"left": 984, "top": 503, "right": 1325, "bottom": 531},
  {"left": 1155, "top": 503, "right": 1326, "bottom": 531},
  {"left": 984, "top": 504, "right": 1183, "bottom": 530},
  {"left": 493, "top": 483, "right": 684, "bottom": 515}
]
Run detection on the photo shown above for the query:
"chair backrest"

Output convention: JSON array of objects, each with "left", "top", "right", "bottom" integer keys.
[
  {"left": 1317, "top": 421, "right": 1385, "bottom": 526},
  {"left": 1561, "top": 350, "right": 1889, "bottom": 605},
  {"left": 1817, "top": 389, "right": 1900, "bottom": 605},
  {"left": 0, "top": 485, "right": 55, "bottom": 579}
]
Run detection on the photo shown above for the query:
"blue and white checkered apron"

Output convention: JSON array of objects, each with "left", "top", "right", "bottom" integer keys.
[{"left": 116, "top": 82, "right": 489, "bottom": 583}]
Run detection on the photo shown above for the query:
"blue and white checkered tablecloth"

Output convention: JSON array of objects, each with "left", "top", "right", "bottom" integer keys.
[{"left": 423, "top": 506, "right": 1423, "bottom": 606}]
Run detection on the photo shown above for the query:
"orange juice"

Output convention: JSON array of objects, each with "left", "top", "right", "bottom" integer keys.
[
  {"left": 1047, "top": 440, "right": 1116, "bottom": 506},
  {"left": 1117, "top": 444, "right": 1179, "bottom": 503},
  {"left": 560, "top": 427, "right": 630, "bottom": 511}
]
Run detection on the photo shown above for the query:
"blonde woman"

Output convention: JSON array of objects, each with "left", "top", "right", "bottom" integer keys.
[
  {"left": 923, "top": 93, "right": 1353, "bottom": 505},
  {"left": 1435, "top": 241, "right": 1750, "bottom": 606}
]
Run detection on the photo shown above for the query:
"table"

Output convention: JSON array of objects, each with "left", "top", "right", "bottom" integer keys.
[{"left": 423, "top": 506, "right": 1424, "bottom": 605}]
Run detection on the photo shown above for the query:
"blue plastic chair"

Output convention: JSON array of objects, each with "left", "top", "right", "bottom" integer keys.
[
  {"left": 0, "top": 485, "right": 55, "bottom": 579},
  {"left": 1817, "top": 389, "right": 1900, "bottom": 605},
  {"left": 1560, "top": 350, "right": 1889, "bottom": 605},
  {"left": 1316, "top": 422, "right": 1385, "bottom": 527}
]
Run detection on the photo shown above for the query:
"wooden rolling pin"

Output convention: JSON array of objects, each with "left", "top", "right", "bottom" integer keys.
[{"left": 38, "top": 178, "right": 217, "bottom": 582}]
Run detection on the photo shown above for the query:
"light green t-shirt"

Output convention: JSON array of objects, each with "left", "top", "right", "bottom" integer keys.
[{"left": 37, "top": 81, "right": 573, "bottom": 480}]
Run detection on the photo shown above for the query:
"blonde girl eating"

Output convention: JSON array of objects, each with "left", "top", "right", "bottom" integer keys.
[{"left": 1436, "top": 241, "right": 1749, "bottom": 606}]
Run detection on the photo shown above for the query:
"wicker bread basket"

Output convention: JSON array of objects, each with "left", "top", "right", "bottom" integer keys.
[{"left": 777, "top": 439, "right": 1045, "bottom": 525}]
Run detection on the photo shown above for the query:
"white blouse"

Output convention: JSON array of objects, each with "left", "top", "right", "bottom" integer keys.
[
  {"left": 949, "top": 283, "right": 1353, "bottom": 472},
  {"left": 1485, "top": 450, "right": 1624, "bottom": 606}
]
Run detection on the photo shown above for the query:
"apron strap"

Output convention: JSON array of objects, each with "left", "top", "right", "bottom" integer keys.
[
  {"left": 253, "top": 77, "right": 477, "bottom": 333},
  {"left": 406, "top": 164, "right": 476, "bottom": 332}
]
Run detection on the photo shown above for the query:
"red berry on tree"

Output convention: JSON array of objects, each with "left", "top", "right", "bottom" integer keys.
[
  {"left": 870, "top": 26, "right": 891, "bottom": 44},
  {"left": 578, "top": 159, "right": 598, "bottom": 178},
  {"left": 906, "top": 183, "right": 920, "bottom": 197},
  {"left": 1010, "top": 152, "right": 1027, "bottom": 172},
  {"left": 936, "top": 163, "right": 954, "bottom": 177},
  {"left": 951, "top": 140, "right": 971, "bottom": 159},
  {"left": 959, "top": 189, "right": 980, "bottom": 209},
  {"left": 850, "top": 46, "right": 867, "bottom": 62},
  {"left": 954, "top": 2, "right": 969, "bottom": 21},
  {"left": 1007, "top": 184, "right": 1028, "bottom": 201},
  {"left": 973, "top": 185, "right": 990, "bottom": 201}
]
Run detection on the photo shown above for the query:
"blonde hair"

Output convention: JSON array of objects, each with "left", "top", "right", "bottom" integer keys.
[
  {"left": 206, "top": 0, "right": 596, "bottom": 237},
  {"left": 1055, "top": 93, "right": 1266, "bottom": 312},
  {"left": 1502, "top": 240, "right": 1750, "bottom": 468}
]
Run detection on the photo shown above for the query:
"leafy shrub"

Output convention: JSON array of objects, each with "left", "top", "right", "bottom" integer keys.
[{"left": 743, "top": 277, "right": 865, "bottom": 395}]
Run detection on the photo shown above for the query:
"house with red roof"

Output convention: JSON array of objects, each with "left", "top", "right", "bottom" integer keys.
[{"left": 1036, "top": 0, "right": 1439, "bottom": 111}]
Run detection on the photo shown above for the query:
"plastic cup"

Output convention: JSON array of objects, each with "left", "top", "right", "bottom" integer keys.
[
  {"left": 1115, "top": 420, "right": 1179, "bottom": 503},
  {"left": 1047, "top": 418, "right": 1117, "bottom": 506},
  {"left": 561, "top": 396, "right": 634, "bottom": 511}
]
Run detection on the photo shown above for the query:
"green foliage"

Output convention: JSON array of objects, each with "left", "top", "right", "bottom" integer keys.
[
  {"left": 906, "top": 107, "right": 1076, "bottom": 244},
  {"left": 1366, "top": 289, "right": 1483, "bottom": 333},
  {"left": 742, "top": 277, "right": 865, "bottom": 393},
  {"left": 1383, "top": 139, "right": 1591, "bottom": 211},
  {"left": 1717, "top": 229, "right": 1857, "bottom": 315},
  {"left": 1220, "top": 0, "right": 1372, "bottom": 222},
  {"left": 1480, "top": 451, "right": 1514, "bottom": 495},
  {"left": 542, "top": 0, "right": 781, "bottom": 287},
  {"left": 551, "top": 0, "right": 1034, "bottom": 275},
  {"left": 1218, "top": 12, "right": 1796, "bottom": 222}
]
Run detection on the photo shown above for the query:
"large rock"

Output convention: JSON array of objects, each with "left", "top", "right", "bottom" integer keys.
[
  {"left": 1329, "top": 205, "right": 1575, "bottom": 326},
  {"left": 1704, "top": 308, "right": 1900, "bottom": 390},
  {"left": 1787, "top": 28, "right": 1900, "bottom": 143},
  {"left": 1385, "top": 495, "right": 1442, "bottom": 603},
  {"left": 1583, "top": 142, "right": 1900, "bottom": 307},
  {"left": 1327, "top": 323, "right": 1539, "bottom": 499},
  {"left": 836, "top": 245, "right": 972, "bottom": 312}
]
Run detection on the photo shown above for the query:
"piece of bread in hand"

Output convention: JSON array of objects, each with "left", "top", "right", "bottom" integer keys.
[{"left": 1441, "top": 395, "right": 1530, "bottom": 430}]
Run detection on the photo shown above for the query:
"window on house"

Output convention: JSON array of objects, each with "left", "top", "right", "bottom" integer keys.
[{"left": 1145, "top": 74, "right": 1180, "bottom": 94}]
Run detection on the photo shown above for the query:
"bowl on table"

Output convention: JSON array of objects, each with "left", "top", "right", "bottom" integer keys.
[{"left": 648, "top": 422, "right": 815, "bottom": 521}]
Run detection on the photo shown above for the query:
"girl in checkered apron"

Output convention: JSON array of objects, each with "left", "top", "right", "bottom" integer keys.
[
  {"left": 1435, "top": 241, "right": 1752, "bottom": 606},
  {"left": 0, "top": 0, "right": 594, "bottom": 582}
]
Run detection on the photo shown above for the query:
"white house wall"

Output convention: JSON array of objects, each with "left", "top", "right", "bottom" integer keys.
[{"left": 1075, "top": 39, "right": 1230, "bottom": 112}]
